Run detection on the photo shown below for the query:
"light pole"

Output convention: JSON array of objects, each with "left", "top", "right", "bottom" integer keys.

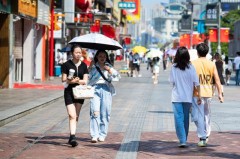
[
  {"left": 217, "top": 0, "right": 221, "bottom": 54},
  {"left": 186, "top": 2, "right": 194, "bottom": 49}
]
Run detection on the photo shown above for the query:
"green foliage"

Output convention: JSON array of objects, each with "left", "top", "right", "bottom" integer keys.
[
  {"left": 208, "top": 10, "right": 240, "bottom": 56},
  {"left": 221, "top": 10, "right": 240, "bottom": 34},
  {"left": 211, "top": 42, "right": 229, "bottom": 55}
]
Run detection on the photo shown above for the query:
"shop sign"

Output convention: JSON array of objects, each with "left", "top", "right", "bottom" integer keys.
[
  {"left": 179, "top": 14, "right": 192, "bottom": 31},
  {"left": 18, "top": 0, "right": 37, "bottom": 18},
  {"left": 0, "top": 0, "right": 11, "bottom": 13},
  {"left": 37, "top": 0, "right": 49, "bottom": 26},
  {"left": 118, "top": 2, "right": 136, "bottom": 9}
]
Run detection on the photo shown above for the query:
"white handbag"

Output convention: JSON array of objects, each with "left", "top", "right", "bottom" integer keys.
[{"left": 72, "top": 85, "right": 94, "bottom": 99}]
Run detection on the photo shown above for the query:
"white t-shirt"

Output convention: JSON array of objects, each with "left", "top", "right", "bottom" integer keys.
[
  {"left": 233, "top": 56, "right": 240, "bottom": 70},
  {"left": 169, "top": 64, "right": 199, "bottom": 103}
]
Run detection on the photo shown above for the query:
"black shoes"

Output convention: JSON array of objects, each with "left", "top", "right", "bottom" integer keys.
[{"left": 68, "top": 135, "right": 78, "bottom": 147}]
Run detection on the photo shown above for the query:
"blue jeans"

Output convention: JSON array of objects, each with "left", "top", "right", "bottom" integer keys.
[
  {"left": 172, "top": 102, "right": 191, "bottom": 144},
  {"left": 90, "top": 84, "right": 112, "bottom": 139},
  {"left": 235, "top": 69, "right": 240, "bottom": 85}
]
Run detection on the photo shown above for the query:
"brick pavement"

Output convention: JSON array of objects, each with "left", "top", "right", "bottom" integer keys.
[
  {"left": 0, "top": 60, "right": 240, "bottom": 159},
  {"left": 1, "top": 131, "right": 240, "bottom": 159}
]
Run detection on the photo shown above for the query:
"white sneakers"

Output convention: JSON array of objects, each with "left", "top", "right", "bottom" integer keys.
[
  {"left": 98, "top": 136, "right": 105, "bottom": 142},
  {"left": 91, "top": 136, "right": 105, "bottom": 143},
  {"left": 91, "top": 137, "right": 98, "bottom": 143}
]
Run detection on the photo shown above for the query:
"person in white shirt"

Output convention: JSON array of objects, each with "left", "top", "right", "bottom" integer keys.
[
  {"left": 233, "top": 51, "right": 240, "bottom": 85},
  {"left": 224, "top": 56, "right": 233, "bottom": 85},
  {"left": 169, "top": 46, "right": 201, "bottom": 148}
]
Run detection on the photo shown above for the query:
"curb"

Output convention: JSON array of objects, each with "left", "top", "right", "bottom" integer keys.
[{"left": 0, "top": 95, "right": 63, "bottom": 127}]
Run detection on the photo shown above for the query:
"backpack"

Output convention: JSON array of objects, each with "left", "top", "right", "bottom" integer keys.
[{"left": 133, "top": 54, "right": 140, "bottom": 64}]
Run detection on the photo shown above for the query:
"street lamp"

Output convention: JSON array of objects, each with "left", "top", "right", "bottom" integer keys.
[
  {"left": 217, "top": 0, "right": 221, "bottom": 54},
  {"left": 186, "top": 2, "right": 193, "bottom": 49}
]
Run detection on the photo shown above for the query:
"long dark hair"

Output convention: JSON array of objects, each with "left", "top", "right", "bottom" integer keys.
[
  {"left": 94, "top": 50, "right": 111, "bottom": 64},
  {"left": 174, "top": 46, "right": 190, "bottom": 70},
  {"left": 225, "top": 56, "right": 229, "bottom": 64}
]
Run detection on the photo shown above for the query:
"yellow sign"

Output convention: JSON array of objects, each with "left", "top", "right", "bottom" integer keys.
[
  {"left": 54, "top": 14, "right": 64, "bottom": 31},
  {"left": 18, "top": 0, "right": 37, "bottom": 18}
]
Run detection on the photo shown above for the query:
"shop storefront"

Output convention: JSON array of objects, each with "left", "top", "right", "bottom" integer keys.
[
  {"left": 0, "top": 0, "right": 11, "bottom": 88},
  {"left": 9, "top": 0, "right": 50, "bottom": 87}
]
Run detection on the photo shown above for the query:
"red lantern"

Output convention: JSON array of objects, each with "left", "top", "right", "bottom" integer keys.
[{"left": 75, "top": 0, "right": 90, "bottom": 11}]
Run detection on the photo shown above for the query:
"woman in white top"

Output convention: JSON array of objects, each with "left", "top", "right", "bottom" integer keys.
[
  {"left": 88, "top": 50, "right": 119, "bottom": 143},
  {"left": 169, "top": 46, "right": 201, "bottom": 147},
  {"left": 224, "top": 56, "right": 233, "bottom": 85}
]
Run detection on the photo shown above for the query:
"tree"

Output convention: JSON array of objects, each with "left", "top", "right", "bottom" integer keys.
[
  {"left": 210, "top": 9, "right": 240, "bottom": 55},
  {"left": 221, "top": 10, "right": 240, "bottom": 35}
]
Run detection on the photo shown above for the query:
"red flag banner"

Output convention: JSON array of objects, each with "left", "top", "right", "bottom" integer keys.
[
  {"left": 181, "top": 34, "right": 190, "bottom": 49},
  {"left": 209, "top": 28, "right": 217, "bottom": 42},
  {"left": 179, "top": 35, "right": 185, "bottom": 47},
  {"left": 220, "top": 28, "right": 229, "bottom": 43},
  {"left": 192, "top": 33, "right": 202, "bottom": 45}
]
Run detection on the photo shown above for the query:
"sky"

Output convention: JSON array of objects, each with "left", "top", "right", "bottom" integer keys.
[{"left": 141, "top": 0, "right": 169, "bottom": 8}]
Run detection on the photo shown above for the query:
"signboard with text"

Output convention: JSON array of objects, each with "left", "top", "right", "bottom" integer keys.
[
  {"left": 118, "top": 2, "right": 136, "bottom": 9},
  {"left": 179, "top": 14, "right": 192, "bottom": 31},
  {"left": 205, "top": 3, "right": 218, "bottom": 26},
  {"left": 18, "top": 0, "right": 37, "bottom": 18}
]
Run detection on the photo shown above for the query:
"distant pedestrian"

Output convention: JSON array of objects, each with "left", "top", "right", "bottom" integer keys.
[
  {"left": 132, "top": 53, "right": 141, "bottom": 77},
  {"left": 233, "top": 51, "right": 240, "bottom": 85},
  {"left": 109, "top": 51, "right": 115, "bottom": 66},
  {"left": 115, "top": 49, "right": 121, "bottom": 61},
  {"left": 88, "top": 50, "right": 119, "bottom": 143},
  {"left": 162, "top": 49, "right": 168, "bottom": 71},
  {"left": 147, "top": 57, "right": 153, "bottom": 73},
  {"left": 224, "top": 56, "right": 233, "bottom": 85},
  {"left": 169, "top": 46, "right": 201, "bottom": 148},
  {"left": 213, "top": 53, "right": 225, "bottom": 96},
  {"left": 152, "top": 57, "right": 160, "bottom": 84},
  {"left": 191, "top": 43, "right": 223, "bottom": 147},
  {"left": 61, "top": 44, "right": 89, "bottom": 147},
  {"left": 128, "top": 51, "right": 134, "bottom": 77},
  {"left": 82, "top": 49, "right": 92, "bottom": 68}
]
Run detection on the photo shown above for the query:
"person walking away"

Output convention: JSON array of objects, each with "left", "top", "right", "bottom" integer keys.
[
  {"left": 233, "top": 51, "right": 240, "bottom": 85},
  {"left": 214, "top": 53, "right": 225, "bottom": 96},
  {"left": 162, "top": 49, "right": 168, "bottom": 71},
  {"left": 88, "top": 50, "right": 119, "bottom": 143},
  {"left": 109, "top": 51, "right": 115, "bottom": 66},
  {"left": 132, "top": 53, "right": 141, "bottom": 77},
  {"left": 224, "top": 56, "right": 233, "bottom": 85},
  {"left": 128, "top": 51, "right": 134, "bottom": 77},
  {"left": 115, "top": 49, "right": 121, "bottom": 61},
  {"left": 147, "top": 57, "right": 153, "bottom": 73},
  {"left": 56, "top": 49, "right": 63, "bottom": 66},
  {"left": 61, "top": 44, "right": 89, "bottom": 147},
  {"left": 169, "top": 47, "right": 201, "bottom": 147},
  {"left": 191, "top": 43, "right": 224, "bottom": 147},
  {"left": 152, "top": 57, "right": 160, "bottom": 84}
]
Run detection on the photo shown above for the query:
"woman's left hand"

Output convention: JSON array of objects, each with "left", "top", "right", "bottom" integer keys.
[{"left": 104, "top": 66, "right": 111, "bottom": 72}]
